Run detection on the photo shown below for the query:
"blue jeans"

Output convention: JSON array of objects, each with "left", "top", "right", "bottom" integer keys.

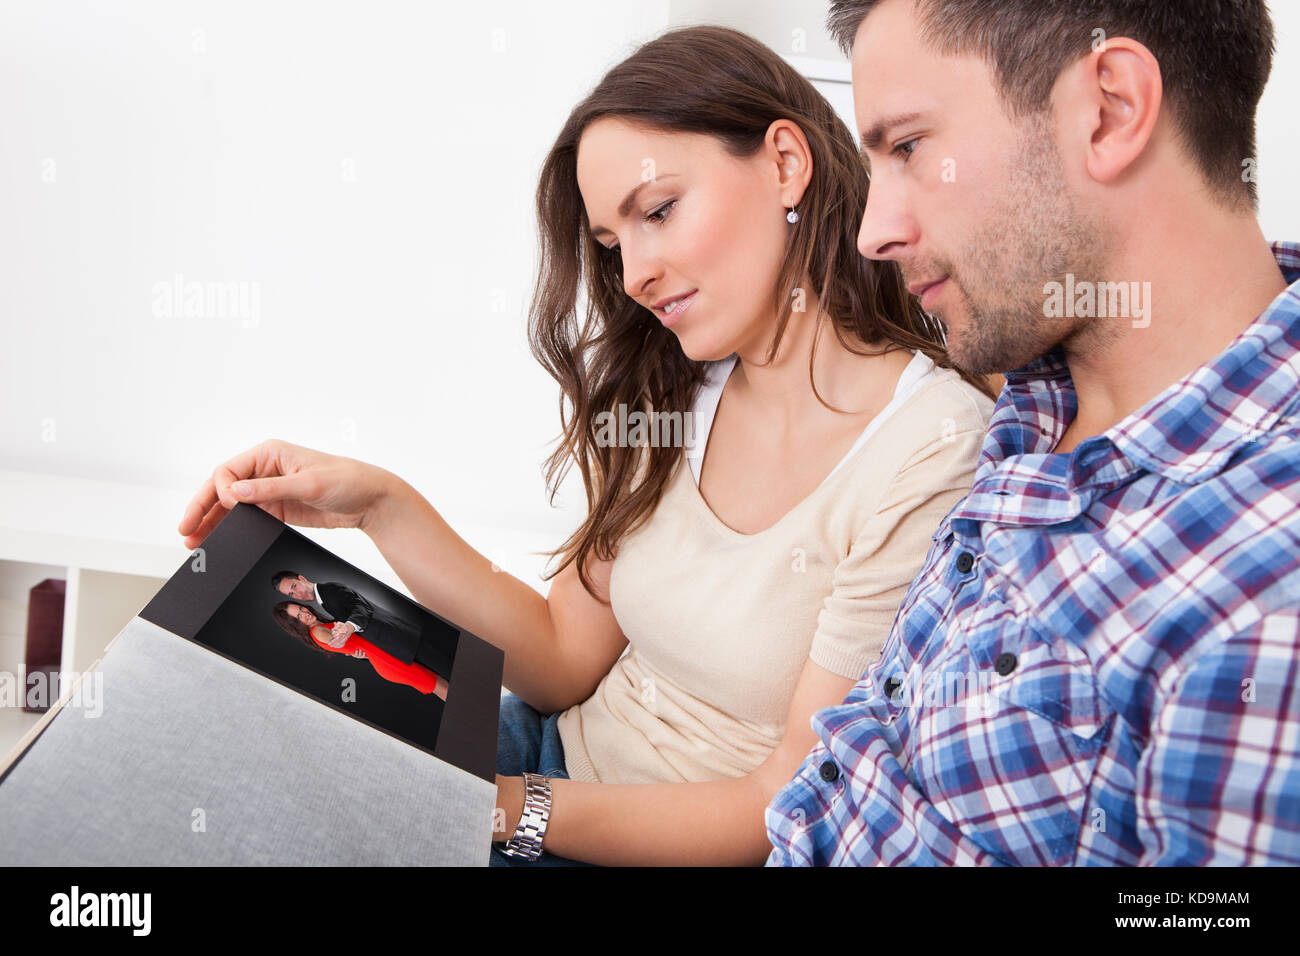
[{"left": 490, "top": 693, "right": 597, "bottom": 867}]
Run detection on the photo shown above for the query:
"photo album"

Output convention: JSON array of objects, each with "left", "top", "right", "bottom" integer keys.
[
  {"left": 0, "top": 503, "right": 504, "bottom": 866},
  {"left": 138, "top": 501, "right": 504, "bottom": 782}
]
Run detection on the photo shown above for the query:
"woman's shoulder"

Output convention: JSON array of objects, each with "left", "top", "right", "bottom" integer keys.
[
  {"left": 827, "top": 355, "right": 992, "bottom": 490},
  {"left": 893, "top": 355, "right": 998, "bottom": 434}
]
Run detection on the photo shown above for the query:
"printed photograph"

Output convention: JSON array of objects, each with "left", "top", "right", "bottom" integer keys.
[{"left": 192, "top": 524, "right": 463, "bottom": 756}]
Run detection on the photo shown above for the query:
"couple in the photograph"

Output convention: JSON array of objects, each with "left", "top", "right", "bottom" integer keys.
[
  {"left": 270, "top": 570, "right": 452, "bottom": 701},
  {"left": 179, "top": 0, "right": 1299, "bottom": 867}
]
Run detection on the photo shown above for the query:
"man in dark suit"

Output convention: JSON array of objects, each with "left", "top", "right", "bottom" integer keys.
[{"left": 273, "top": 570, "right": 457, "bottom": 678}]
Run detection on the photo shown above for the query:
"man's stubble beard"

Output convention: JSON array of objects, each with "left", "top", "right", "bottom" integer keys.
[{"left": 933, "top": 113, "right": 1115, "bottom": 376}]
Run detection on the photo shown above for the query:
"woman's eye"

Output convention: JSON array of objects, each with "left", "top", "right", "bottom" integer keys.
[
  {"left": 601, "top": 200, "right": 676, "bottom": 255},
  {"left": 644, "top": 199, "right": 676, "bottom": 224}
]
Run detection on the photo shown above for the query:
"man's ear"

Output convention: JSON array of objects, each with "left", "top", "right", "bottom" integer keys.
[{"left": 1064, "top": 36, "right": 1163, "bottom": 188}]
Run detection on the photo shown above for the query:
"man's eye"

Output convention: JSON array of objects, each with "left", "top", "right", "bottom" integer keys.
[{"left": 893, "top": 138, "right": 920, "bottom": 161}]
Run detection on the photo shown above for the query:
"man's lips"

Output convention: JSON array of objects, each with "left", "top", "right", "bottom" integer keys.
[
  {"left": 907, "top": 277, "right": 948, "bottom": 297},
  {"left": 908, "top": 276, "right": 949, "bottom": 311}
]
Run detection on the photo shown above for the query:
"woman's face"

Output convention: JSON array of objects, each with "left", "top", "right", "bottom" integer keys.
[
  {"left": 576, "top": 117, "right": 802, "bottom": 362},
  {"left": 287, "top": 604, "right": 317, "bottom": 627}
]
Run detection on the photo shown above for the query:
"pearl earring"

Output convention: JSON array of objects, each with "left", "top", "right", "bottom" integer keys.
[{"left": 786, "top": 205, "right": 799, "bottom": 224}]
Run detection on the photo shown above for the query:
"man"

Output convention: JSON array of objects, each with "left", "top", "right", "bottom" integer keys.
[
  {"left": 273, "top": 570, "right": 458, "bottom": 678},
  {"left": 765, "top": 0, "right": 1299, "bottom": 865}
]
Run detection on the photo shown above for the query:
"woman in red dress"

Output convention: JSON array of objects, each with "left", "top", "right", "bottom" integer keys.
[{"left": 272, "top": 600, "right": 447, "bottom": 700}]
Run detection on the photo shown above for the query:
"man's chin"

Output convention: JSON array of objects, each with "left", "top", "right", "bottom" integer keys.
[
  {"left": 948, "top": 330, "right": 1058, "bottom": 377},
  {"left": 939, "top": 317, "right": 1009, "bottom": 376},
  {"left": 933, "top": 296, "right": 1052, "bottom": 373}
]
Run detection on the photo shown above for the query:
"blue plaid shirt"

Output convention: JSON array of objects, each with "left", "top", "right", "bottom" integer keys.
[{"left": 766, "top": 241, "right": 1300, "bottom": 866}]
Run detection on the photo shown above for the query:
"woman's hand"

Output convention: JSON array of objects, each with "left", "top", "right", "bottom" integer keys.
[
  {"left": 350, "top": 649, "right": 367, "bottom": 659},
  {"left": 327, "top": 621, "right": 358, "bottom": 648},
  {"left": 177, "top": 438, "right": 397, "bottom": 550}
]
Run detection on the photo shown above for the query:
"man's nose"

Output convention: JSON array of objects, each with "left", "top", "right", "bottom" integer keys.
[{"left": 856, "top": 175, "right": 917, "bottom": 261}]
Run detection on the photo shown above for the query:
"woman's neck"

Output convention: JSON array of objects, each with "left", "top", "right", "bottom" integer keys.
[{"left": 729, "top": 296, "right": 900, "bottom": 429}]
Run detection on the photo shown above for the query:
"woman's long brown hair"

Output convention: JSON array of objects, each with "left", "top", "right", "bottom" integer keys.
[
  {"left": 272, "top": 601, "right": 333, "bottom": 655},
  {"left": 528, "top": 25, "right": 998, "bottom": 600}
]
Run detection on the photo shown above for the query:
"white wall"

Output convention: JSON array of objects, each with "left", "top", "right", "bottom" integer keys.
[
  {"left": 1, "top": 0, "right": 675, "bottom": 587},
  {"left": 1, "top": 0, "right": 1297, "bottom": 592},
  {"left": 1255, "top": 1, "right": 1299, "bottom": 241},
  {"left": 669, "top": 0, "right": 843, "bottom": 60}
]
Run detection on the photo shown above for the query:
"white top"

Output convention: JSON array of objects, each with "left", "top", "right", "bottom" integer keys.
[{"left": 685, "top": 350, "right": 943, "bottom": 485}]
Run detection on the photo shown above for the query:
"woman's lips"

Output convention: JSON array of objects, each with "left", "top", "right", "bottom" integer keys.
[{"left": 659, "top": 291, "right": 696, "bottom": 327}]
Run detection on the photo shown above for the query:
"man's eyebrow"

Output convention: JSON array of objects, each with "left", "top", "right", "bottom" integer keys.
[
  {"left": 590, "top": 174, "right": 679, "bottom": 237},
  {"left": 859, "top": 112, "right": 925, "bottom": 152}
]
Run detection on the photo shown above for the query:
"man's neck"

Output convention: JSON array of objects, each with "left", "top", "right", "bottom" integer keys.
[{"left": 1054, "top": 215, "right": 1286, "bottom": 455}]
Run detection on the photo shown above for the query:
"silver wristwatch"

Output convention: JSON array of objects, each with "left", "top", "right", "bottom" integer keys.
[{"left": 499, "top": 772, "right": 553, "bottom": 861}]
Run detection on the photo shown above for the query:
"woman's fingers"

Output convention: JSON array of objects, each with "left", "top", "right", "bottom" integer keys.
[
  {"left": 179, "top": 498, "right": 228, "bottom": 550},
  {"left": 210, "top": 439, "right": 292, "bottom": 510},
  {"left": 176, "top": 438, "right": 377, "bottom": 546},
  {"left": 177, "top": 476, "right": 219, "bottom": 540},
  {"left": 177, "top": 439, "right": 303, "bottom": 547},
  {"left": 228, "top": 472, "right": 317, "bottom": 508}
]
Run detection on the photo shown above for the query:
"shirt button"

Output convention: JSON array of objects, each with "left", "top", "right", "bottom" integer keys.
[
  {"left": 883, "top": 677, "right": 902, "bottom": 699},
  {"left": 995, "top": 652, "right": 1018, "bottom": 676},
  {"left": 956, "top": 551, "right": 975, "bottom": 573},
  {"left": 818, "top": 760, "right": 840, "bottom": 783}
]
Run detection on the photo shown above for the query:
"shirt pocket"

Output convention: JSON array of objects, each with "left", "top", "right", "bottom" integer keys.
[
  {"left": 981, "top": 626, "right": 1112, "bottom": 740},
  {"left": 930, "top": 619, "right": 1114, "bottom": 866}
]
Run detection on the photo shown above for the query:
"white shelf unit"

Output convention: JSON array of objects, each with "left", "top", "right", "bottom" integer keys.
[{"left": 0, "top": 468, "right": 187, "bottom": 759}]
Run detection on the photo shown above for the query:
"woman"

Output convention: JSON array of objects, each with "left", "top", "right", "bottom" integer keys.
[
  {"left": 272, "top": 600, "right": 449, "bottom": 700},
  {"left": 178, "top": 25, "right": 999, "bottom": 866}
]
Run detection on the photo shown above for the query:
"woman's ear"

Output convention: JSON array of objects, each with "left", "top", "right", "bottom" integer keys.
[{"left": 767, "top": 119, "right": 813, "bottom": 206}]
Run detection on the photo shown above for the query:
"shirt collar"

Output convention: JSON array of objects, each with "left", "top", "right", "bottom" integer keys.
[{"left": 993, "top": 240, "right": 1300, "bottom": 485}]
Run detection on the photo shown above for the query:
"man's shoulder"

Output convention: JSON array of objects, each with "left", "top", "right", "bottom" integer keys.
[{"left": 1216, "top": 417, "right": 1300, "bottom": 498}]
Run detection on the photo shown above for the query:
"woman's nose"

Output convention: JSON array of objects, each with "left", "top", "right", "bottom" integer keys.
[{"left": 620, "top": 243, "right": 664, "bottom": 303}]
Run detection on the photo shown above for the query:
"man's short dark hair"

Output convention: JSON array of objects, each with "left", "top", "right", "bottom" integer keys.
[
  {"left": 827, "top": 0, "right": 1275, "bottom": 210},
  {"left": 271, "top": 570, "right": 300, "bottom": 590}
]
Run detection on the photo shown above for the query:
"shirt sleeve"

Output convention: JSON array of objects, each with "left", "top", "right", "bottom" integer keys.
[
  {"left": 340, "top": 588, "right": 374, "bottom": 632},
  {"left": 1137, "top": 613, "right": 1300, "bottom": 865},
  {"left": 809, "top": 425, "right": 984, "bottom": 680}
]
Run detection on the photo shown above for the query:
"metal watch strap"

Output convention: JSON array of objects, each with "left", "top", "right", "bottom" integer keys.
[{"left": 500, "top": 772, "right": 552, "bottom": 861}]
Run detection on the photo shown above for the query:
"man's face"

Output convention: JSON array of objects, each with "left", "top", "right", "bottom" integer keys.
[
  {"left": 277, "top": 576, "right": 311, "bottom": 600},
  {"left": 850, "top": 0, "right": 1108, "bottom": 374}
]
